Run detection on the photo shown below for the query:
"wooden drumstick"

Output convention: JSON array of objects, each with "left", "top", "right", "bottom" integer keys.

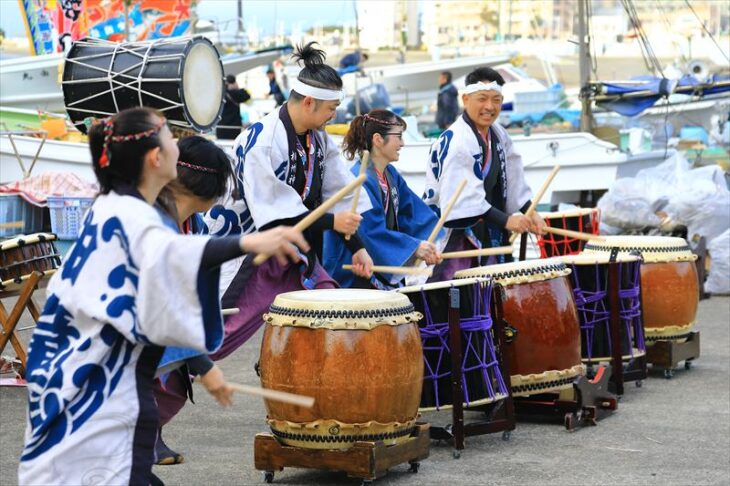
[
  {"left": 508, "top": 165, "right": 560, "bottom": 244},
  {"left": 221, "top": 308, "right": 239, "bottom": 316},
  {"left": 413, "top": 179, "right": 468, "bottom": 267},
  {"left": 194, "top": 377, "right": 315, "bottom": 408},
  {"left": 342, "top": 264, "right": 432, "bottom": 276},
  {"left": 253, "top": 174, "right": 367, "bottom": 266},
  {"left": 543, "top": 226, "right": 606, "bottom": 242},
  {"left": 345, "top": 151, "right": 370, "bottom": 241},
  {"left": 440, "top": 246, "right": 514, "bottom": 260}
]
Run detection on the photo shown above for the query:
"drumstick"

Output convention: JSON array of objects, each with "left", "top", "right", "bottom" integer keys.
[
  {"left": 544, "top": 226, "right": 606, "bottom": 242},
  {"left": 345, "top": 151, "right": 370, "bottom": 241},
  {"left": 413, "top": 179, "right": 468, "bottom": 267},
  {"left": 342, "top": 264, "right": 432, "bottom": 276},
  {"left": 194, "top": 377, "right": 315, "bottom": 408},
  {"left": 440, "top": 246, "right": 513, "bottom": 260},
  {"left": 221, "top": 308, "right": 239, "bottom": 316},
  {"left": 0, "top": 221, "right": 24, "bottom": 229},
  {"left": 509, "top": 165, "right": 560, "bottom": 244},
  {"left": 427, "top": 179, "right": 467, "bottom": 244},
  {"left": 253, "top": 174, "right": 367, "bottom": 265}
]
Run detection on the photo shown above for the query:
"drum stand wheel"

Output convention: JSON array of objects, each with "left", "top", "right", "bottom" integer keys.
[{"left": 253, "top": 423, "right": 430, "bottom": 484}]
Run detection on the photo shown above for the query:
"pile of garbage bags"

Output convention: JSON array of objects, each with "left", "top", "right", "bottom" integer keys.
[{"left": 598, "top": 152, "right": 730, "bottom": 294}]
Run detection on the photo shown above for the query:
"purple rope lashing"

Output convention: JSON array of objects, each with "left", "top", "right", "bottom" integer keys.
[
  {"left": 569, "top": 261, "right": 645, "bottom": 362},
  {"left": 417, "top": 282, "right": 508, "bottom": 410}
]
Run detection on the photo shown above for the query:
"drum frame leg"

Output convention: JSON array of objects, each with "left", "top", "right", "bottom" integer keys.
[
  {"left": 606, "top": 261, "right": 648, "bottom": 395},
  {"left": 514, "top": 365, "right": 618, "bottom": 431},
  {"left": 0, "top": 271, "right": 43, "bottom": 379},
  {"left": 427, "top": 284, "right": 517, "bottom": 455},
  {"left": 253, "top": 423, "right": 430, "bottom": 483}
]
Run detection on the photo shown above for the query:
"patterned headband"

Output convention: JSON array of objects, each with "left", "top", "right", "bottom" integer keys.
[
  {"left": 177, "top": 160, "right": 219, "bottom": 174},
  {"left": 362, "top": 113, "right": 402, "bottom": 127},
  {"left": 84, "top": 116, "right": 166, "bottom": 168}
]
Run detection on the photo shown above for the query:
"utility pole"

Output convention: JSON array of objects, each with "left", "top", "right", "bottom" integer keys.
[{"left": 578, "top": 0, "right": 594, "bottom": 133}]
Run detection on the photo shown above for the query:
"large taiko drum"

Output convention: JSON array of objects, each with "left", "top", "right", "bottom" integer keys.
[
  {"left": 397, "top": 278, "right": 509, "bottom": 411},
  {"left": 561, "top": 253, "right": 646, "bottom": 365},
  {"left": 0, "top": 233, "right": 61, "bottom": 293},
  {"left": 584, "top": 236, "right": 698, "bottom": 342},
  {"left": 259, "top": 289, "right": 423, "bottom": 450},
  {"left": 455, "top": 259, "right": 584, "bottom": 397},
  {"left": 537, "top": 207, "right": 600, "bottom": 257},
  {"left": 62, "top": 36, "right": 224, "bottom": 133}
]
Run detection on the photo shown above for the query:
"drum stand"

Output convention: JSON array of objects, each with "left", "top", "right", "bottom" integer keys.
[
  {"left": 253, "top": 423, "right": 430, "bottom": 485},
  {"left": 645, "top": 332, "right": 700, "bottom": 379},
  {"left": 584, "top": 259, "right": 648, "bottom": 395},
  {"left": 428, "top": 285, "right": 516, "bottom": 458},
  {"left": 0, "top": 271, "right": 44, "bottom": 381}
]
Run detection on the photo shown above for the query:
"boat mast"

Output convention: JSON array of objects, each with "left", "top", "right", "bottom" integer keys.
[{"left": 578, "top": 0, "right": 594, "bottom": 133}]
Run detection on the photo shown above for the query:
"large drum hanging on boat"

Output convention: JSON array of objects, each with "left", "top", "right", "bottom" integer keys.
[
  {"left": 62, "top": 36, "right": 224, "bottom": 133},
  {"left": 259, "top": 289, "right": 423, "bottom": 450},
  {"left": 455, "top": 259, "right": 584, "bottom": 397},
  {"left": 583, "top": 235, "right": 698, "bottom": 343}
]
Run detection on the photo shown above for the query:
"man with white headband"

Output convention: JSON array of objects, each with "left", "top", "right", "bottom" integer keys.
[
  {"left": 190, "top": 43, "right": 373, "bottom": 374},
  {"left": 424, "top": 67, "right": 545, "bottom": 280}
]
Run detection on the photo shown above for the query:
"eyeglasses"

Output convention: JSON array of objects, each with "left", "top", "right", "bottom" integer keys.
[{"left": 385, "top": 132, "right": 403, "bottom": 138}]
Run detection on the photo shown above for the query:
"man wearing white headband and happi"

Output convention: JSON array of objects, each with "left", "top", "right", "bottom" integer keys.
[
  {"left": 179, "top": 42, "right": 373, "bottom": 373},
  {"left": 424, "top": 67, "right": 545, "bottom": 281}
]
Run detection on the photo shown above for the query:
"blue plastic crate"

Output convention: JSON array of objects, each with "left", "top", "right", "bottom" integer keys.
[
  {"left": 47, "top": 196, "right": 94, "bottom": 240},
  {"left": 0, "top": 195, "right": 49, "bottom": 238}
]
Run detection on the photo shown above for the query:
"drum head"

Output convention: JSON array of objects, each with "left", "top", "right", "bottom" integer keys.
[
  {"left": 182, "top": 40, "right": 224, "bottom": 131},
  {"left": 397, "top": 277, "right": 489, "bottom": 295},
  {"left": 561, "top": 253, "right": 640, "bottom": 266},
  {"left": 584, "top": 235, "right": 696, "bottom": 263},
  {"left": 266, "top": 289, "right": 420, "bottom": 329},
  {"left": 455, "top": 258, "right": 570, "bottom": 286}
]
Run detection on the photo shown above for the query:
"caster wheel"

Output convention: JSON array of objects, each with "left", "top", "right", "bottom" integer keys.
[
  {"left": 452, "top": 449, "right": 462, "bottom": 459},
  {"left": 502, "top": 430, "right": 511, "bottom": 441},
  {"left": 409, "top": 462, "right": 420, "bottom": 473},
  {"left": 263, "top": 471, "right": 274, "bottom": 484},
  {"left": 361, "top": 480, "right": 373, "bottom": 486},
  {"left": 684, "top": 361, "right": 692, "bottom": 370},
  {"left": 635, "top": 380, "right": 643, "bottom": 388},
  {"left": 564, "top": 413, "right": 575, "bottom": 431},
  {"left": 664, "top": 369, "right": 674, "bottom": 379}
]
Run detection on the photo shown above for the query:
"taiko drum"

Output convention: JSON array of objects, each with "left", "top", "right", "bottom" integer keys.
[{"left": 259, "top": 289, "right": 423, "bottom": 449}]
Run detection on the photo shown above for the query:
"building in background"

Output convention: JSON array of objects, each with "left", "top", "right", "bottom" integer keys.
[{"left": 357, "top": 1, "right": 419, "bottom": 51}]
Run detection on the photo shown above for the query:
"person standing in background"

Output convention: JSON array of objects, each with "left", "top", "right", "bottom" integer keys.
[
  {"left": 216, "top": 74, "right": 251, "bottom": 140},
  {"left": 436, "top": 71, "right": 459, "bottom": 130},
  {"left": 267, "top": 69, "right": 286, "bottom": 106}
]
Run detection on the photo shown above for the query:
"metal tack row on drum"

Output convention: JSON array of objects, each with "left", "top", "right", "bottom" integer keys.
[{"left": 252, "top": 234, "right": 701, "bottom": 484}]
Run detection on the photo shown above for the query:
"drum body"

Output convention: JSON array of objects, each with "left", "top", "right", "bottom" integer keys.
[
  {"left": 538, "top": 208, "right": 600, "bottom": 257},
  {"left": 259, "top": 289, "right": 423, "bottom": 450},
  {"left": 584, "top": 236, "right": 698, "bottom": 342},
  {"left": 397, "top": 278, "right": 508, "bottom": 411},
  {"left": 0, "top": 233, "right": 61, "bottom": 293},
  {"left": 63, "top": 36, "right": 224, "bottom": 132},
  {"left": 455, "top": 260, "right": 583, "bottom": 397},
  {"left": 561, "top": 254, "right": 646, "bottom": 364}
]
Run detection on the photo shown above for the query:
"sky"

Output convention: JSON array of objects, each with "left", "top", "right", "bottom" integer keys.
[{"left": 0, "top": 0, "right": 359, "bottom": 38}]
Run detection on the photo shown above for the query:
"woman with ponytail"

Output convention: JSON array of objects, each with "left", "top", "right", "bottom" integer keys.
[
  {"left": 18, "top": 108, "right": 307, "bottom": 485},
  {"left": 323, "top": 109, "right": 444, "bottom": 289}
]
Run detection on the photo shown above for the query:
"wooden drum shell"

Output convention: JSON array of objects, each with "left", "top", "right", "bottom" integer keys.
[{"left": 640, "top": 261, "right": 698, "bottom": 339}]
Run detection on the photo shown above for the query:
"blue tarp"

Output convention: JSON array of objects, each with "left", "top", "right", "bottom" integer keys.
[{"left": 595, "top": 74, "right": 730, "bottom": 117}]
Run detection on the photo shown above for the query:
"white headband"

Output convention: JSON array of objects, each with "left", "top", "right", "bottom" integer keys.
[
  {"left": 463, "top": 81, "right": 503, "bottom": 95},
  {"left": 290, "top": 78, "right": 344, "bottom": 101}
]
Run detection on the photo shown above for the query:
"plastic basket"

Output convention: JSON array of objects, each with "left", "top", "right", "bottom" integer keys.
[
  {"left": 0, "top": 195, "right": 49, "bottom": 238},
  {"left": 47, "top": 196, "right": 94, "bottom": 240}
]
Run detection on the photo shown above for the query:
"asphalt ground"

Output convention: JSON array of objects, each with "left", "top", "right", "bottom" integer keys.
[{"left": 1, "top": 295, "right": 728, "bottom": 486}]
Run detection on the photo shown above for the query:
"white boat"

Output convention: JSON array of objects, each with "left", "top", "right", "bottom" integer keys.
[
  {"left": 1, "top": 107, "right": 672, "bottom": 206},
  {"left": 0, "top": 47, "right": 290, "bottom": 113}
]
